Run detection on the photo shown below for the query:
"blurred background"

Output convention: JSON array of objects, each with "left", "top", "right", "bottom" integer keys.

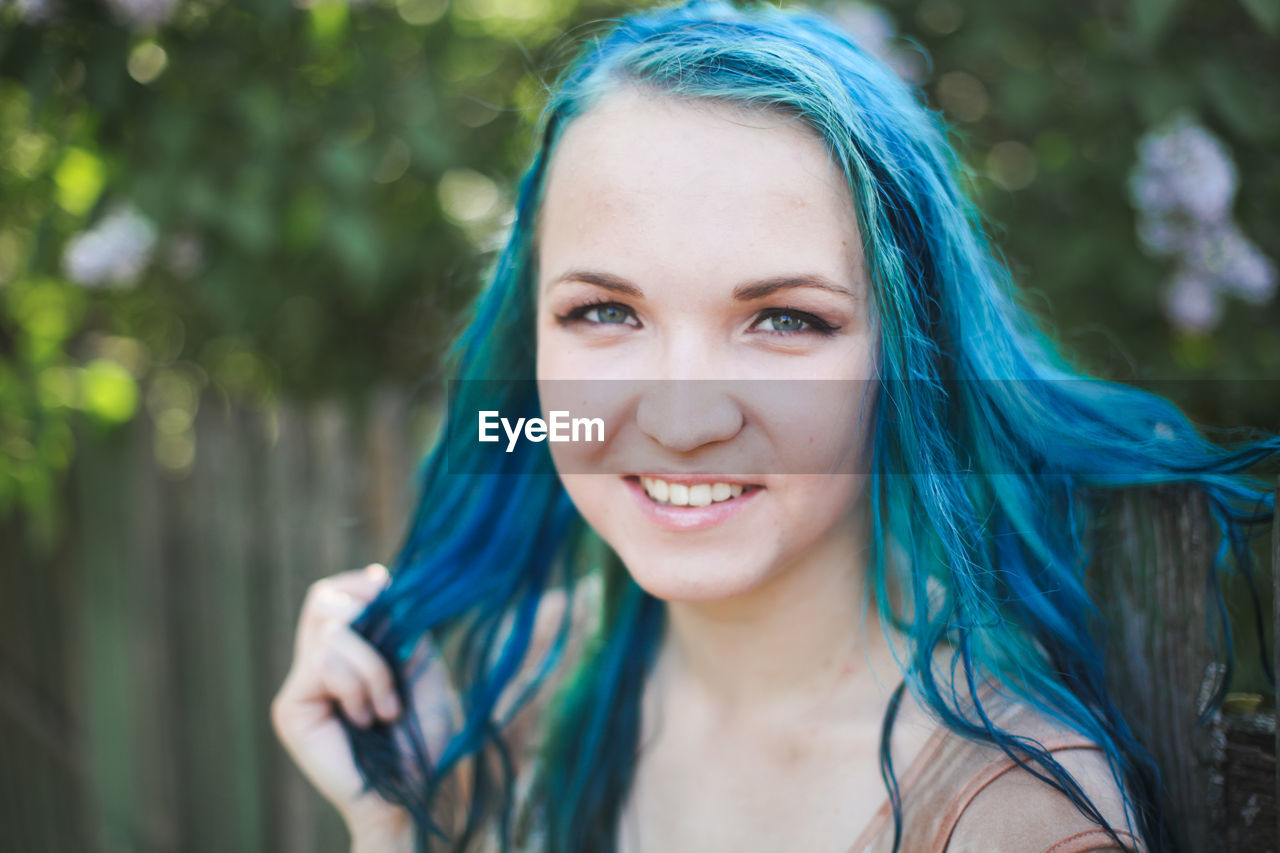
[{"left": 1, "top": 0, "right": 1276, "bottom": 850}]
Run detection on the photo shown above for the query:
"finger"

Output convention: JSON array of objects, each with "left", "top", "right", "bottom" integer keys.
[
  {"left": 296, "top": 593, "right": 361, "bottom": 656},
  {"left": 326, "top": 624, "right": 402, "bottom": 723},
  {"left": 364, "top": 562, "right": 391, "bottom": 585},
  {"left": 311, "top": 583, "right": 371, "bottom": 619},
  {"left": 301, "top": 565, "right": 391, "bottom": 618},
  {"left": 312, "top": 646, "right": 374, "bottom": 727},
  {"left": 298, "top": 583, "right": 385, "bottom": 646},
  {"left": 328, "top": 563, "right": 392, "bottom": 600}
]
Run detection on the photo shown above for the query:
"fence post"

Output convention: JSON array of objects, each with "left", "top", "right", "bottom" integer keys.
[{"left": 1089, "top": 484, "right": 1219, "bottom": 851}]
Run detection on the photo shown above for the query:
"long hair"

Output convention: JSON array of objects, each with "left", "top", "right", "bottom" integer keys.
[{"left": 346, "top": 2, "right": 1279, "bottom": 850}]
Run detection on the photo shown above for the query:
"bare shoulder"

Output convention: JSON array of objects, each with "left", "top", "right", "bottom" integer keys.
[{"left": 944, "top": 701, "right": 1147, "bottom": 853}]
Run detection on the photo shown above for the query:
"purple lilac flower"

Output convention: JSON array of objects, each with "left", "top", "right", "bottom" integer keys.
[
  {"left": 1129, "top": 116, "right": 1237, "bottom": 223},
  {"left": 1183, "top": 222, "right": 1278, "bottom": 305},
  {"left": 1162, "top": 271, "right": 1221, "bottom": 333},
  {"left": 63, "top": 206, "right": 158, "bottom": 289},
  {"left": 1128, "top": 115, "right": 1276, "bottom": 332}
]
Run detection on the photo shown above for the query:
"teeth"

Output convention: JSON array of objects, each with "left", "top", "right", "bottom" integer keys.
[
  {"left": 639, "top": 477, "right": 751, "bottom": 506},
  {"left": 651, "top": 477, "right": 668, "bottom": 502}
]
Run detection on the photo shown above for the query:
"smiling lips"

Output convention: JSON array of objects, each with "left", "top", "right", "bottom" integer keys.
[
  {"left": 625, "top": 474, "right": 762, "bottom": 531},
  {"left": 639, "top": 475, "right": 751, "bottom": 506}
]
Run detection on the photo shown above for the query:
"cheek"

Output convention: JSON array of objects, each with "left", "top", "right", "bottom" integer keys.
[
  {"left": 773, "top": 474, "right": 866, "bottom": 549},
  {"left": 748, "top": 381, "right": 876, "bottom": 475},
  {"left": 538, "top": 378, "right": 632, "bottom": 476},
  {"left": 536, "top": 317, "right": 622, "bottom": 384},
  {"left": 535, "top": 315, "right": 561, "bottom": 378},
  {"left": 555, "top": 473, "right": 617, "bottom": 540},
  {"left": 535, "top": 294, "right": 584, "bottom": 379}
]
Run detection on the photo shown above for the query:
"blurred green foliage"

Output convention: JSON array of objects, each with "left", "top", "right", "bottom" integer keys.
[
  {"left": 1, "top": 0, "right": 1277, "bottom": 551},
  {"left": 877, "top": 0, "right": 1280, "bottom": 424}
]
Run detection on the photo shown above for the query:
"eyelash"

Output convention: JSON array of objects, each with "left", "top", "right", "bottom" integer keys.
[
  {"left": 554, "top": 299, "right": 842, "bottom": 337},
  {"left": 754, "top": 308, "right": 842, "bottom": 336},
  {"left": 556, "top": 300, "right": 640, "bottom": 328}
]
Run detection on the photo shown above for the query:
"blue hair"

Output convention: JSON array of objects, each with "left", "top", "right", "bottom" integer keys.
[{"left": 347, "top": 2, "right": 1280, "bottom": 850}]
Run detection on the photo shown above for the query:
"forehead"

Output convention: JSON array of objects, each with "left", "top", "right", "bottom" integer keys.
[{"left": 536, "top": 89, "right": 865, "bottom": 291}]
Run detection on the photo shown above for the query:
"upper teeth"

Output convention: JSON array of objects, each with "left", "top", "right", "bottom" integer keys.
[{"left": 641, "top": 477, "right": 745, "bottom": 507}]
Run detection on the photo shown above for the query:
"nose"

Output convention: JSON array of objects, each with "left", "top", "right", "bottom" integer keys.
[{"left": 634, "top": 380, "right": 744, "bottom": 453}]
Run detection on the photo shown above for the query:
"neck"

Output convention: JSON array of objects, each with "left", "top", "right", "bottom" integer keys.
[{"left": 654, "top": 503, "right": 900, "bottom": 725}]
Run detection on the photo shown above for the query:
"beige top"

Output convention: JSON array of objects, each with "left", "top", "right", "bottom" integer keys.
[
  {"left": 489, "top": 693, "right": 1145, "bottom": 853},
  {"left": 847, "top": 687, "right": 1147, "bottom": 853}
]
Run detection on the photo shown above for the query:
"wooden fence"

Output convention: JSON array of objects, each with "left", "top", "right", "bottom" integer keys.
[
  {"left": 0, "top": 390, "right": 1275, "bottom": 852},
  {"left": 1, "top": 387, "right": 435, "bottom": 853}
]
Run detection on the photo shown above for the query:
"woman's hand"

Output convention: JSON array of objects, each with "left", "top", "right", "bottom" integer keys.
[{"left": 270, "top": 563, "right": 412, "bottom": 846}]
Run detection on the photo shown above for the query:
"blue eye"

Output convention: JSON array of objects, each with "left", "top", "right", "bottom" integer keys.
[
  {"left": 761, "top": 312, "right": 808, "bottom": 332},
  {"left": 586, "top": 305, "right": 632, "bottom": 324},
  {"left": 752, "top": 308, "right": 839, "bottom": 336},
  {"left": 557, "top": 300, "right": 641, "bottom": 328}
]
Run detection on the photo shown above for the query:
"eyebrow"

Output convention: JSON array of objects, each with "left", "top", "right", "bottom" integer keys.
[
  {"left": 548, "top": 270, "right": 858, "bottom": 301},
  {"left": 550, "top": 270, "right": 643, "bottom": 297},
  {"left": 733, "top": 275, "right": 856, "bottom": 301}
]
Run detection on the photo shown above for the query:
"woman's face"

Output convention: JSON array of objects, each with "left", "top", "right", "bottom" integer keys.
[{"left": 535, "top": 89, "right": 878, "bottom": 602}]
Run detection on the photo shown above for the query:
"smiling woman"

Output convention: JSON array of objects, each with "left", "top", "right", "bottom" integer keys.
[
  {"left": 268, "top": 2, "right": 1280, "bottom": 852},
  {"left": 537, "top": 92, "right": 875, "bottom": 608}
]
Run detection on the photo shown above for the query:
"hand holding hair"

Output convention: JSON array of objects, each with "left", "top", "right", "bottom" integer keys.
[{"left": 270, "top": 563, "right": 413, "bottom": 851}]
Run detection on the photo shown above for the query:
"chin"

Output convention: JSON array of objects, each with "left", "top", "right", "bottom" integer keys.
[
  {"left": 557, "top": 471, "right": 862, "bottom": 605},
  {"left": 614, "top": 549, "right": 780, "bottom": 603}
]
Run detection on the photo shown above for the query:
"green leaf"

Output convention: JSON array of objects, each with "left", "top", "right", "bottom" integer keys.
[
  {"left": 1130, "top": 0, "right": 1184, "bottom": 47},
  {"left": 54, "top": 148, "right": 106, "bottom": 216},
  {"left": 10, "top": 279, "right": 86, "bottom": 363},
  {"left": 80, "top": 359, "right": 139, "bottom": 425},
  {"left": 1238, "top": 0, "right": 1280, "bottom": 35},
  {"left": 284, "top": 189, "right": 327, "bottom": 250},
  {"left": 318, "top": 144, "right": 369, "bottom": 195},
  {"left": 326, "top": 211, "right": 382, "bottom": 286},
  {"left": 309, "top": 0, "right": 350, "bottom": 45},
  {"left": 1199, "top": 60, "right": 1277, "bottom": 142}
]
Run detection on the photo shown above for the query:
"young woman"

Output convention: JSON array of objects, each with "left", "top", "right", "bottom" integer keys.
[{"left": 270, "top": 2, "right": 1278, "bottom": 851}]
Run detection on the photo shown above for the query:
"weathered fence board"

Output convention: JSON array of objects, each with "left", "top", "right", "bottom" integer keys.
[
  {"left": 0, "top": 496, "right": 89, "bottom": 853},
  {"left": 1088, "top": 482, "right": 1279, "bottom": 853}
]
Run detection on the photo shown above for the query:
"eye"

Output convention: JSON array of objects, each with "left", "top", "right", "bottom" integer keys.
[
  {"left": 556, "top": 300, "right": 641, "bottom": 328},
  {"left": 750, "top": 308, "right": 840, "bottom": 336},
  {"left": 584, "top": 304, "right": 636, "bottom": 325},
  {"left": 758, "top": 311, "right": 808, "bottom": 333}
]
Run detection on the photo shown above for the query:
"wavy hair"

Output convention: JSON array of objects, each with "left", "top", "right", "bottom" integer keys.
[{"left": 347, "top": 2, "right": 1279, "bottom": 850}]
